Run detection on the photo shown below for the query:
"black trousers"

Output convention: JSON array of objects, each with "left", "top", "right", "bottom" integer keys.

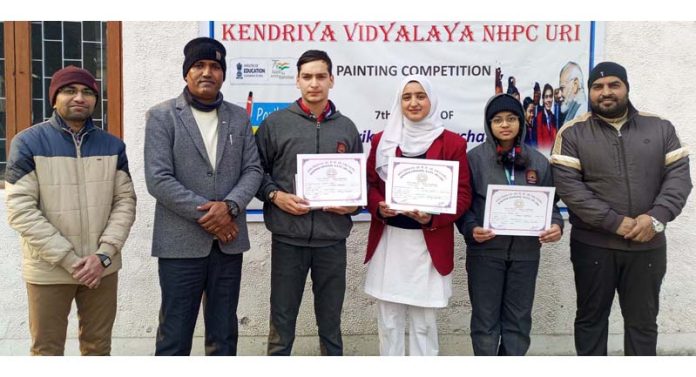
[
  {"left": 570, "top": 240, "right": 666, "bottom": 356},
  {"left": 267, "top": 239, "right": 346, "bottom": 356},
  {"left": 155, "top": 242, "right": 243, "bottom": 356},
  {"left": 466, "top": 255, "right": 539, "bottom": 356}
]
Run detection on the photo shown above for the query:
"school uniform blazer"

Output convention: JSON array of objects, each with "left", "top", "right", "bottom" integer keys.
[{"left": 365, "top": 130, "right": 472, "bottom": 276}]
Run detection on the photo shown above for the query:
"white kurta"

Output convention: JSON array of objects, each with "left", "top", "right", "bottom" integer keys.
[{"left": 364, "top": 225, "right": 452, "bottom": 308}]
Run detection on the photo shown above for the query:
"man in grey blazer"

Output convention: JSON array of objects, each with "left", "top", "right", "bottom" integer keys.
[{"left": 144, "top": 37, "right": 262, "bottom": 356}]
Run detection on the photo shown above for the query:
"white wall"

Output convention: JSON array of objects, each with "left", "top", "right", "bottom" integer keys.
[{"left": 1, "top": 21, "right": 695, "bottom": 355}]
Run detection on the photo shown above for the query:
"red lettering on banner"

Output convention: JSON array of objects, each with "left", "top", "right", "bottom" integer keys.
[
  {"left": 283, "top": 24, "right": 296, "bottom": 41},
  {"left": 443, "top": 22, "right": 459, "bottom": 42},
  {"left": 220, "top": 22, "right": 324, "bottom": 42},
  {"left": 343, "top": 23, "right": 359, "bottom": 41},
  {"left": 238, "top": 24, "right": 251, "bottom": 41},
  {"left": 344, "top": 22, "right": 396, "bottom": 42},
  {"left": 253, "top": 24, "right": 265, "bottom": 40},
  {"left": 459, "top": 25, "right": 475, "bottom": 42},
  {"left": 482, "top": 24, "right": 537, "bottom": 42},
  {"left": 426, "top": 25, "right": 442, "bottom": 42},
  {"left": 222, "top": 24, "right": 236, "bottom": 41},
  {"left": 527, "top": 24, "right": 538, "bottom": 41},
  {"left": 319, "top": 25, "right": 336, "bottom": 42},
  {"left": 305, "top": 21, "right": 321, "bottom": 41},
  {"left": 379, "top": 22, "right": 397, "bottom": 42},
  {"left": 395, "top": 25, "right": 410, "bottom": 42},
  {"left": 546, "top": 24, "right": 580, "bottom": 42},
  {"left": 220, "top": 22, "right": 579, "bottom": 43},
  {"left": 365, "top": 25, "right": 380, "bottom": 41}
]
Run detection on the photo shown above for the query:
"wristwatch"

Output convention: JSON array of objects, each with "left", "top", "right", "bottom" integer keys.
[
  {"left": 225, "top": 200, "right": 240, "bottom": 217},
  {"left": 97, "top": 254, "right": 112, "bottom": 268},
  {"left": 650, "top": 216, "right": 665, "bottom": 233},
  {"left": 268, "top": 190, "right": 279, "bottom": 203}
]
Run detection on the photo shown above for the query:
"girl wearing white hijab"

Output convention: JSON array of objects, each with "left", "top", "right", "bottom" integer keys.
[{"left": 364, "top": 75, "right": 472, "bottom": 355}]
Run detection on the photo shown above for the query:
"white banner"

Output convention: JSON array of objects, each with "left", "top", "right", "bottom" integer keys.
[{"left": 200, "top": 21, "right": 604, "bottom": 219}]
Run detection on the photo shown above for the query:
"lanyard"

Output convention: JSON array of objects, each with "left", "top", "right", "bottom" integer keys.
[{"left": 504, "top": 147, "right": 516, "bottom": 185}]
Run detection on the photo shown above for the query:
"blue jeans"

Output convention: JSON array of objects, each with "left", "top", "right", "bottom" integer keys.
[
  {"left": 155, "top": 242, "right": 243, "bottom": 356},
  {"left": 466, "top": 255, "right": 539, "bottom": 356},
  {"left": 267, "top": 239, "right": 346, "bottom": 356}
]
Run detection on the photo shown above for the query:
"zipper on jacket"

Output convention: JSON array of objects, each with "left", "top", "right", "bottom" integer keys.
[
  {"left": 616, "top": 128, "right": 634, "bottom": 248},
  {"left": 67, "top": 129, "right": 90, "bottom": 257},
  {"left": 308, "top": 119, "right": 322, "bottom": 244}
]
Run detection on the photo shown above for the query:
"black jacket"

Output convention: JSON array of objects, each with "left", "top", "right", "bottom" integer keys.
[{"left": 551, "top": 102, "right": 691, "bottom": 251}]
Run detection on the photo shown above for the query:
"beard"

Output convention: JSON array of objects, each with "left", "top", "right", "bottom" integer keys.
[
  {"left": 590, "top": 94, "right": 628, "bottom": 118},
  {"left": 561, "top": 99, "right": 570, "bottom": 113}
]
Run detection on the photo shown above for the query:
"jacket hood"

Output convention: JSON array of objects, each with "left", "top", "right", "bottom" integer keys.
[{"left": 482, "top": 93, "right": 527, "bottom": 152}]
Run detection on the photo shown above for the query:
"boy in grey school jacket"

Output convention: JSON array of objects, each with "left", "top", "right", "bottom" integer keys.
[
  {"left": 255, "top": 50, "right": 362, "bottom": 356},
  {"left": 457, "top": 93, "right": 563, "bottom": 356}
]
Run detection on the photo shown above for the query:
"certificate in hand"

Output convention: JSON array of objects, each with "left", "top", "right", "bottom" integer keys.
[
  {"left": 295, "top": 153, "right": 367, "bottom": 207},
  {"left": 385, "top": 157, "right": 459, "bottom": 214},
  {"left": 482, "top": 184, "right": 556, "bottom": 236}
]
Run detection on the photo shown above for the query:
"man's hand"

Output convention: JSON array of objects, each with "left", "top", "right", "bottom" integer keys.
[
  {"left": 539, "top": 224, "right": 562, "bottom": 244},
  {"left": 323, "top": 206, "right": 358, "bottom": 215},
  {"left": 197, "top": 201, "right": 240, "bottom": 243},
  {"left": 472, "top": 227, "right": 495, "bottom": 243},
  {"left": 215, "top": 219, "right": 239, "bottom": 244},
  {"left": 616, "top": 216, "right": 637, "bottom": 236},
  {"left": 625, "top": 214, "right": 656, "bottom": 243},
  {"left": 72, "top": 255, "right": 105, "bottom": 289},
  {"left": 273, "top": 191, "right": 311, "bottom": 216},
  {"left": 197, "top": 201, "right": 233, "bottom": 233}
]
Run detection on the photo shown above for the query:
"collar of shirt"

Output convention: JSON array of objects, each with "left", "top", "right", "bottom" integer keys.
[
  {"left": 56, "top": 115, "right": 89, "bottom": 144},
  {"left": 297, "top": 98, "right": 332, "bottom": 123},
  {"left": 597, "top": 110, "right": 629, "bottom": 131}
]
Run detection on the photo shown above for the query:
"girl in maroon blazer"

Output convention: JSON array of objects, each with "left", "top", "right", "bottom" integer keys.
[{"left": 364, "top": 75, "right": 471, "bottom": 355}]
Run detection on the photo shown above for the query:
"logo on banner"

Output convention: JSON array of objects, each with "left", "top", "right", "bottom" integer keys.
[
  {"left": 230, "top": 58, "right": 296, "bottom": 85},
  {"left": 236, "top": 62, "right": 243, "bottom": 79},
  {"left": 271, "top": 60, "right": 293, "bottom": 81},
  {"left": 241, "top": 63, "right": 266, "bottom": 79}
]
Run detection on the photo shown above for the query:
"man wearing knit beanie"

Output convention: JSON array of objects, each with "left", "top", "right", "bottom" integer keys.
[
  {"left": 144, "top": 36, "right": 262, "bottom": 356},
  {"left": 49, "top": 65, "right": 100, "bottom": 105},
  {"left": 48, "top": 65, "right": 100, "bottom": 132},
  {"left": 183, "top": 37, "right": 227, "bottom": 80},
  {"left": 551, "top": 62, "right": 692, "bottom": 355},
  {"left": 5, "top": 65, "right": 136, "bottom": 355},
  {"left": 587, "top": 61, "right": 630, "bottom": 119},
  {"left": 588, "top": 61, "right": 629, "bottom": 93}
]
